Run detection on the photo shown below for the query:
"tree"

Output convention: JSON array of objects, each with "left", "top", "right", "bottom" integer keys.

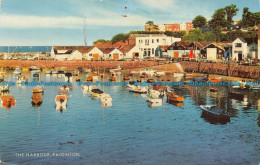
[
  {"left": 203, "top": 31, "right": 216, "bottom": 42},
  {"left": 192, "top": 15, "right": 207, "bottom": 28},
  {"left": 111, "top": 33, "right": 128, "bottom": 44},
  {"left": 241, "top": 7, "right": 250, "bottom": 28},
  {"left": 146, "top": 21, "right": 154, "bottom": 25},
  {"left": 93, "top": 39, "right": 110, "bottom": 44},
  {"left": 209, "top": 8, "right": 227, "bottom": 30},
  {"left": 224, "top": 4, "right": 239, "bottom": 30},
  {"left": 183, "top": 29, "right": 204, "bottom": 42},
  {"left": 241, "top": 7, "right": 260, "bottom": 28},
  {"left": 164, "top": 31, "right": 186, "bottom": 38}
]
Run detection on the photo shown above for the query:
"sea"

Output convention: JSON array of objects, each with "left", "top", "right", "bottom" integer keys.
[
  {"left": 0, "top": 72, "right": 259, "bottom": 165},
  {"left": 0, "top": 46, "right": 52, "bottom": 53}
]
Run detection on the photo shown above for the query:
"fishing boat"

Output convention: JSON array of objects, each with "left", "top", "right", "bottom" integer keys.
[
  {"left": 139, "top": 69, "right": 155, "bottom": 76},
  {"left": 60, "top": 84, "right": 72, "bottom": 91},
  {"left": 173, "top": 73, "right": 184, "bottom": 77},
  {"left": 17, "top": 75, "right": 28, "bottom": 84},
  {"left": 29, "top": 66, "right": 41, "bottom": 72},
  {"left": 126, "top": 81, "right": 136, "bottom": 89},
  {"left": 65, "top": 72, "right": 73, "bottom": 82},
  {"left": 76, "top": 78, "right": 81, "bottom": 82},
  {"left": 208, "top": 77, "right": 222, "bottom": 83},
  {"left": 84, "top": 68, "right": 91, "bottom": 74},
  {"left": 13, "top": 67, "right": 22, "bottom": 75},
  {"left": 155, "top": 71, "right": 165, "bottom": 76},
  {"left": 129, "top": 86, "right": 148, "bottom": 94},
  {"left": 100, "top": 100, "right": 112, "bottom": 107},
  {"left": 32, "top": 85, "right": 44, "bottom": 93},
  {"left": 45, "top": 70, "right": 52, "bottom": 74},
  {"left": 167, "top": 92, "right": 184, "bottom": 102},
  {"left": 210, "top": 87, "right": 218, "bottom": 92},
  {"left": 0, "top": 84, "right": 9, "bottom": 92},
  {"left": 166, "top": 72, "right": 173, "bottom": 75},
  {"left": 0, "top": 94, "right": 16, "bottom": 108},
  {"left": 31, "top": 93, "right": 42, "bottom": 106},
  {"left": 88, "top": 72, "right": 98, "bottom": 80},
  {"left": 86, "top": 76, "right": 93, "bottom": 81},
  {"left": 0, "top": 75, "right": 5, "bottom": 82},
  {"left": 200, "top": 105, "right": 230, "bottom": 122},
  {"left": 123, "top": 75, "right": 130, "bottom": 81},
  {"left": 109, "top": 76, "right": 116, "bottom": 81},
  {"left": 137, "top": 78, "right": 142, "bottom": 82},
  {"left": 147, "top": 78, "right": 155, "bottom": 83},
  {"left": 161, "top": 78, "right": 170, "bottom": 82},
  {"left": 72, "top": 70, "right": 79, "bottom": 76},
  {"left": 140, "top": 73, "right": 148, "bottom": 78},
  {"left": 55, "top": 89, "right": 69, "bottom": 110},
  {"left": 82, "top": 85, "right": 93, "bottom": 92},
  {"left": 89, "top": 88, "right": 111, "bottom": 100},
  {"left": 184, "top": 74, "right": 194, "bottom": 78},
  {"left": 52, "top": 70, "right": 58, "bottom": 75},
  {"left": 57, "top": 70, "right": 65, "bottom": 77},
  {"left": 0, "top": 71, "right": 7, "bottom": 76},
  {"left": 147, "top": 88, "right": 163, "bottom": 104},
  {"left": 110, "top": 65, "right": 121, "bottom": 73}
]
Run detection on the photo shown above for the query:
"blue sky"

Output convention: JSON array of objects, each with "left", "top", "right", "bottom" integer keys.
[{"left": 0, "top": 0, "right": 259, "bottom": 46}]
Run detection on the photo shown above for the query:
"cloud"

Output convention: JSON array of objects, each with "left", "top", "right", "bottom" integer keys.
[
  {"left": 0, "top": 14, "right": 148, "bottom": 29},
  {"left": 138, "top": 0, "right": 178, "bottom": 10}
]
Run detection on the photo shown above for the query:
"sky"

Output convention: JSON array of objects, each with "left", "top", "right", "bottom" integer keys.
[{"left": 0, "top": 0, "right": 259, "bottom": 46}]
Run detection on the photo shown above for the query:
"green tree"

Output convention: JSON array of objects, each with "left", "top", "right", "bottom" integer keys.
[
  {"left": 111, "top": 33, "right": 128, "bottom": 44},
  {"left": 242, "top": 7, "right": 260, "bottom": 28},
  {"left": 183, "top": 29, "right": 204, "bottom": 42},
  {"left": 164, "top": 31, "right": 186, "bottom": 38},
  {"left": 203, "top": 31, "right": 216, "bottom": 42},
  {"left": 224, "top": 4, "right": 239, "bottom": 30},
  {"left": 241, "top": 7, "right": 250, "bottom": 28},
  {"left": 146, "top": 21, "right": 154, "bottom": 25},
  {"left": 93, "top": 39, "right": 110, "bottom": 44},
  {"left": 209, "top": 8, "right": 227, "bottom": 30},
  {"left": 192, "top": 15, "right": 207, "bottom": 28}
]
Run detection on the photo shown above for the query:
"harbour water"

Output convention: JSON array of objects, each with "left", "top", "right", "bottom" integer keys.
[
  {"left": 0, "top": 46, "right": 52, "bottom": 53},
  {"left": 0, "top": 72, "right": 259, "bottom": 165}
]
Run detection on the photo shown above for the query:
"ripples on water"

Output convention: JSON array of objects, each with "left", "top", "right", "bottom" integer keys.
[{"left": 0, "top": 72, "right": 259, "bottom": 165}]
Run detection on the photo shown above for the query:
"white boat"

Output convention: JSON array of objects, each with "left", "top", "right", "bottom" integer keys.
[
  {"left": 85, "top": 69, "right": 91, "bottom": 74},
  {"left": 139, "top": 69, "right": 155, "bottom": 76},
  {"left": 89, "top": 88, "right": 111, "bottom": 99},
  {"left": 0, "top": 84, "right": 9, "bottom": 92},
  {"left": 100, "top": 93, "right": 112, "bottom": 102},
  {"left": 110, "top": 65, "right": 121, "bottom": 73},
  {"left": 52, "top": 70, "right": 58, "bottom": 74},
  {"left": 154, "top": 71, "right": 165, "bottom": 76},
  {"left": 173, "top": 73, "right": 185, "bottom": 77},
  {"left": 45, "top": 70, "right": 52, "bottom": 74},
  {"left": 129, "top": 86, "right": 148, "bottom": 94},
  {"left": 100, "top": 101, "right": 112, "bottom": 107},
  {"left": 82, "top": 85, "right": 93, "bottom": 92},
  {"left": 55, "top": 89, "right": 69, "bottom": 111},
  {"left": 33, "top": 85, "right": 44, "bottom": 93},
  {"left": 147, "top": 88, "right": 163, "bottom": 105},
  {"left": 31, "top": 69, "right": 41, "bottom": 73},
  {"left": 17, "top": 75, "right": 28, "bottom": 84},
  {"left": 13, "top": 68, "right": 22, "bottom": 74},
  {"left": 29, "top": 66, "right": 41, "bottom": 71}
]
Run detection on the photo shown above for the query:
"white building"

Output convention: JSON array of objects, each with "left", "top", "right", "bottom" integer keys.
[
  {"left": 81, "top": 46, "right": 103, "bottom": 60},
  {"left": 133, "top": 34, "right": 181, "bottom": 58},
  {"left": 51, "top": 46, "right": 83, "bottom": 60},
  {"left": 118, "top": 45, "right": 143, "bottom": 59},
  {"left": 100, "top": 48, "right": 123, "bottom": 60},
  {"left": 158, "top": 24, "right": 166, "bottom": 32},
  {"left": 232, "top": 38, "right": 247, "bottom": 61},
  {"left": 180, "top": 22, "right": 186, "bottom": 31}
]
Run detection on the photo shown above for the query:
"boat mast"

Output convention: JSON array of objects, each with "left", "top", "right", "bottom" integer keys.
[{"left": 83, "top": 15, "right": 87, "bottom": 47}]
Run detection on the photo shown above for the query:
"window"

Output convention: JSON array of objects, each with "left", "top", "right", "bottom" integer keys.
[
  {"left": 157, "top": 39, "right": 159, "bottom": 43},
  {"left": 144, "top": 49, "right": 147, "bottom": 56},
  {"left": 235, "top": 43, "right": 242, "bottom": 47},
  {"left": 152, "top": 48, "right": 154, "bottom": 54},
  {"left": 148, "top": 48, "right": 151, "bottom": 56},
  {"left": 152, "top": 39, "right": 154, "bottom": 43},
  {"left": 145, "top": 39, "right": 149, "bottom": 46},
  {"left": 89, "top": 53, "right": 92, "bottom": 56}
]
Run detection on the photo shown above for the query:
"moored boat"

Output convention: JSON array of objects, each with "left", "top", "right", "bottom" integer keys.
[
  {"left": 109, "top": 76, "right": 116, "bottom": 81},
  {"left": 123, "top": 75, "right": 130, "bottom": 81},
  {"left": 32, "top": 85, "right": 44, "bottom": 93},
  {"left": 45, "top": 70, "right": 52, "bottom": 74},
  {"left": 200, "top": 105, "right": 230, "bottom": 122},
  {"left": 210, "top": 87, "right": 218, "bottom": 92},
  {"left": 72, "top": 70, "right": 79, "bottom": 76},
  {"left": 173, "top": 73, "right": 184, "bottom": 77},
  {"left": 167, "top": 92, "right": 184, "bottom": 102},
  {"left": 208, "top": 77, "right": 222, "bottom": 83},
  {"left": 0, "top": 94, "right": 16, "bottom": 108},
  {"left": 13, "top": 67, "right": 22, "bottom": 75},
  {"left": 147, "top": 78, "right": 155, "bottom": 83},
  {"left": 31, "top": 93, "right": 42, "bottom": 106},
  {"left": 129, "top": 86, "right": 147, "bottom": 94},
  {"left": 0, "top": 84, "right": 9, "bottom": 92}
]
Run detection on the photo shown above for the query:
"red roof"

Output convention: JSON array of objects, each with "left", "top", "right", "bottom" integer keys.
[
  {"left": 100, "top": 48, "right": 115, "bottom": 54},
  {"left": 159, "top": 45, "right": 169, "bottom": 51},
  {"left": 118, "top": 45, "right": 135, "bottom": 53}
]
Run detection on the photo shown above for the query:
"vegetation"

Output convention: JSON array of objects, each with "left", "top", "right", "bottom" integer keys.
[
  {"left": 192, "top": 15, "right": 207, "bottom": 28},
  {"left": 241, "top": 7, "right": 260, "bottom": 28},
  {"left": 164, "top": 31, "right": 186, "bottom": 38},
  {"left": 224, "top": 4, "right": 239, "bottom": 30},
  {"left": 93, "top": 39, "right": 111, "bottom": 44},
  {"left": 111, "top": 33, "right": 129, "bottom": 44}
]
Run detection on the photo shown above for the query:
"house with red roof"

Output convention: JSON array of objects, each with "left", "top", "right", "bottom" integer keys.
[
  {"left": 118, "top": 45, "right": 143, "bottom": 59},
  {"left": 100, "top": 48, "right": 123, "bottom": 60}
]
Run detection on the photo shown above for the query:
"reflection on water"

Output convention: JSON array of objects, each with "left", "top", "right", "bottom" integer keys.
[{"left": 0, "top": 72, "right": 259, "bottom": 164}]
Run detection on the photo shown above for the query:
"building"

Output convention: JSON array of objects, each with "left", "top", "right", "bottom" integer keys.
[
  {"left": 200, "top": 43, "right": 226, "bottom": 60},
  {"left": 232, "top": 38, "right": 248, "bottom": 61},
  {"left": 51, "top": 46, "right": 83, "bottom": 60},
  {"left": 155, "top": 45, "right": 169, "bottom": 58},
  {"left": 244, "top": 38, "right": 258, "bottom": 59},
  {"left": 80, "top": 46, "right": 103, "bottom": 61},
  {"left": 130, "top": 34, "right": 181, "bottom": 58},
  {"left": 118, "top": 45, "right": 143, "bottom": 59},
  {"left": 258, "top": 24, "right": 260, "bottom": 60},
  {"left": 145, "top": 24, "right": 165, "bottom": 32},
  {"left": 186, "top": 22, "right": 193, "bottom": 31},
  {"left": 100, "top": 48, "right": 123, "bottom": 60},
  {"left": 165, "top": 24, "right": 180, "bottom": 32},
  {"left": 167, "top": 41, "right": 191, "bottom": 58},
  {"left": 186, "top": 42, "right": 211, "bottom": 59}
]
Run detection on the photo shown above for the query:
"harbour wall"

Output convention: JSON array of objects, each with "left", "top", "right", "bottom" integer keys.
[
  {"left": 180, "top": 61, "right": 260, "bottom": 80},
  {"left": 0, "top": 60, "right": 157, "bottom": 70}
]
